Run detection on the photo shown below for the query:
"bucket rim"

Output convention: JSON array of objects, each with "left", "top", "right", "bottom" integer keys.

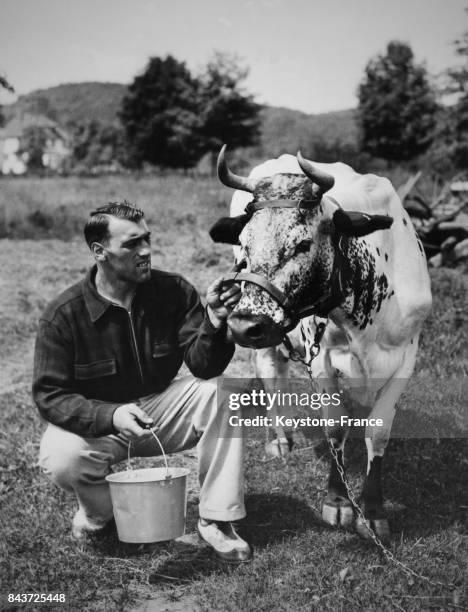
[{"left": 106, "top": 466, "right": 190, "bottom": 484}]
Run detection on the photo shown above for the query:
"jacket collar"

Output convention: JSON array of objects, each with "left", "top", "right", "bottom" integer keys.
[
  {"left": 83, "top": 266, "right": 159, "bottom": 323},
  {"left": 83, "top": 266, "right": 112, "bottom": 322}
]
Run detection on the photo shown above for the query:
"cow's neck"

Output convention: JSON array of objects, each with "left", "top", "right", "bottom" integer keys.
[{"left": 329, "top": 234, "right": 391, "bottom": 331}]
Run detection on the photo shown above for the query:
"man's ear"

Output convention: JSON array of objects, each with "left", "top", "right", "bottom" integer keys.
[
  {"left": 209, "top": 214, "right": 250, "bottom": 244},
  {"left": 91, "top": 242, "right": 107, "bottom": 261},
  {"left": 333, "top": 209, "right": 393, "bottom": 238}
]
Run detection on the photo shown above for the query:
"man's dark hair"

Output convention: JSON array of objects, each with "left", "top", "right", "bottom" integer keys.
[{"left": 84, "top": 200, "right": 145, "bottom": 248}]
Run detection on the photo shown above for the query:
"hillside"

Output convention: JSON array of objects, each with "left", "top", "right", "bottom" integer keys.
[
  {"left": 258, "top": 106, "right": 358, "bottom": 158},
  {"left": 4, "top": 82, "right": 126, "bottom": 126},
  {"left": 3, "top": 82, "right": 359, "bottom": 152}
]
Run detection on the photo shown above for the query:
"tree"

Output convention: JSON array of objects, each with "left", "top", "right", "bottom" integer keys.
[
  {"left": 0, "top": 74, "right": 14, "bottom": 127},
  {"left": 71, "top": 120, "right": 127, "bottom": 172},
  {"left": 198, "top": 52, "right": 260, "bottom": 157},
  {"left": 357, "top": 41, "right": 438, "bottom": 162},
  {"left": 120, "top": 55, "right": 202, "bottom": 168},
  {"left": 21, "top": 126, "right": 47, "bottom": 172}
]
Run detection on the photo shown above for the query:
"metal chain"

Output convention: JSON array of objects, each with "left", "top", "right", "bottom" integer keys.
[
  {"left": 285, "top": 316, "right": 327, "bottom": 366},
  {"left": 326, "top": 438, "right": 451, "bottom": 587},
  {"left": 286, "top": 318, "right": 452, "bottom": 589}
]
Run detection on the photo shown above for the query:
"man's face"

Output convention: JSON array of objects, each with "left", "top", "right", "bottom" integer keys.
[{"left": 99, "top": 216, "right": 152, "bottom": 285}]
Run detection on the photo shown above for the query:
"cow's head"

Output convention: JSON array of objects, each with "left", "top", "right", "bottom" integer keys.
[{"left": 210, "top": 146, "right": 392, "bottom": 348}]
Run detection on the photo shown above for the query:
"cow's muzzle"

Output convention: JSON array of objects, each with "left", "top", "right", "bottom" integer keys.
[{"left": 227, "top": 311, "right": 285, "bottom": 348}]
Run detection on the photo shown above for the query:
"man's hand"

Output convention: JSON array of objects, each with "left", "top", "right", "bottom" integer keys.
[
  {"left": 206, "top": 276, "right": 241, "bottom": 328},
  {"left": 112, "top": 403, "right": 154, "bottom": 441}
]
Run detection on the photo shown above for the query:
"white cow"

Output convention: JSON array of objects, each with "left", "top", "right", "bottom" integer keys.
[{"left": 210, "top": 147, "right": 432, "bottom": 538}]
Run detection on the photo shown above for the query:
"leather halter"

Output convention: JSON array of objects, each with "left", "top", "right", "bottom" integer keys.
[
  {"left": 245, "top": 198, "right": 318, "bottom": 213},
  {"left": 222, "top": 198, "right": 347, "bottom": 329}
]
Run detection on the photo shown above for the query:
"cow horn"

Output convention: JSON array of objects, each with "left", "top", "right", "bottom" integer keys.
[
  {"left": 217, "top": 144, "right": 257, "bottom": 193},
  {"left": 297, "top": 151, "right": 335, "bottom": 197}
]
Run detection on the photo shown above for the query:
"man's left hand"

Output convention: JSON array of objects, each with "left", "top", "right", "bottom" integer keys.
[{"left": 206, "top": 277, "right": 241, "bottom": 328}]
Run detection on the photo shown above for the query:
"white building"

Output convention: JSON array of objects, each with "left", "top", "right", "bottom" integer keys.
[{"left": 0, "top": 113, "right": 71, "bottom": 174}]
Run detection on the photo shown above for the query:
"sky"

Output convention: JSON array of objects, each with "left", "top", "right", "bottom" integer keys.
[{"left": 0, "top": 0, "right": 467, "bottom": 114}]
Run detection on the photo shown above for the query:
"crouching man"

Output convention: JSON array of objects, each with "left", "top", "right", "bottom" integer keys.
[{"left": 32, "top": 200, "right": 251, "bottom": 563}]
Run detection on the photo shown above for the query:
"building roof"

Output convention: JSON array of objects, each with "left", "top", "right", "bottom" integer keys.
[{"left": 0, "top": 112, "right": 69, "bottom": 140}]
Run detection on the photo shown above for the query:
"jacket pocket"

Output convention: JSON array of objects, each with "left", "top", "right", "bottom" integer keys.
[
  {"left": 150, "top": 342, "right": 182, "bottom": 389},
  {"left": 152, "top": 342, "right": 178, "bottom": 359},
  {"left": 74, "top": 358, "right": 117, "bottom": 380}
]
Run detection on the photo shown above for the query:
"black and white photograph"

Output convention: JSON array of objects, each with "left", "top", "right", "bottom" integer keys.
[{"left": 0, "top": 0, "right": 467, "bottom": 610}]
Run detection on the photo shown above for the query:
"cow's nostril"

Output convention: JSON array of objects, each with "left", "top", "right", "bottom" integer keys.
[{"left": 245, "top": 323, "right": 263, "bottom": 339}]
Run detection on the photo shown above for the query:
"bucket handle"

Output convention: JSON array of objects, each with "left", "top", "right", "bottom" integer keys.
[{"left": 127, "top": 428, "right": 171, "bottom": 480}]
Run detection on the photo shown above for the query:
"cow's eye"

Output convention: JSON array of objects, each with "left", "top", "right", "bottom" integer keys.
[{"left": 294, "top": 239, "right": 312, "bottom": 255}]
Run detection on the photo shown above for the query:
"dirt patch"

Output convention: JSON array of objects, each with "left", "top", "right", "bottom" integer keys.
[{"left": 131, "top": 593, "right": 201, "bottom": 612}]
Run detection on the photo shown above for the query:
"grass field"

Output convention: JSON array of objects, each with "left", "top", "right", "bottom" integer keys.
[{"left": 0, "top": 175, "right": 467, "bottom": 611}]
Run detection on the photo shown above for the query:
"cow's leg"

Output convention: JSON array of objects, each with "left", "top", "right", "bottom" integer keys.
[
  {"left": 322, "top": 428, "right": 354, "bottom": 528},
  {"left": 321, "top": 373, "right": 353, "bottom": 527},
  {"left": 254, "top": 346, "right": 292, "bottom": 458},
  {"left": 356, "top": 437, "right": 389, "bottom": 540},
  {"left": 308, "top": 346, "right": 354, "bottom": 527},
  {"left": 357, "top": 341, "right": 419, "bottom": 540}
]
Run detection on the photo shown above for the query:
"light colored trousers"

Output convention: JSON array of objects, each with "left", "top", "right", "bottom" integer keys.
[{"left": 38, "top": 376, "right": 245, "bottom": 524}]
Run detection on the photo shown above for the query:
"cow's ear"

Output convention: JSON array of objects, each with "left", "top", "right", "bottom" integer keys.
[
  {"left": 333, "top": 209, "right": 393, "bottom": 238},
  {"left": 209, "top": 214, "right": 250, "bottom": 244}
]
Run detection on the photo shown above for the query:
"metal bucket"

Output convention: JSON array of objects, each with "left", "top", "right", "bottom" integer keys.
[
  {"left": 105, "top": 429, "right": 190, "bottom": 543},
  {"left": 106, "top": 466, "right": 190, "bottom": 543}
]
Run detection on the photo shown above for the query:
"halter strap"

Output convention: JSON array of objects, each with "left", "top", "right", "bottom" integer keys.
[
  {"left": 245, "top": 198, "right": 318, "bottom": 214},
  {"left": 223, "top": 262, "right": 345, "bottom": 328},
  {"left": 223, "top": 272, "right": 292, "bottom": 312}
]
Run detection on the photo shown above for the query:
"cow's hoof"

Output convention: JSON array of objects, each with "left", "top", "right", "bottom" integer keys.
[
  {"left": 356, "top": 517, "right": 390, "bottom": 541},
  {"left": 322, "top": 498, "right": 354, "bottom": 528},
  {"left": 264, "top": 438, "right": 292, "bottom": 459}
]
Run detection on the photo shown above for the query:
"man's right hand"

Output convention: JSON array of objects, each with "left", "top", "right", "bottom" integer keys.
[{"left": 112, "top": 403, "right": 154, "bottom": 440}]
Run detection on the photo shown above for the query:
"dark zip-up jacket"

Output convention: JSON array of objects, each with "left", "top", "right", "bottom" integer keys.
[{"left": 32, "top": 266, "right": 234, "bottom": 437}]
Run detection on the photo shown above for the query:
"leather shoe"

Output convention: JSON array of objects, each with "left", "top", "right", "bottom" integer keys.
[{"left": 197, "top": 518, "right": 252, "bottom": 563}]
